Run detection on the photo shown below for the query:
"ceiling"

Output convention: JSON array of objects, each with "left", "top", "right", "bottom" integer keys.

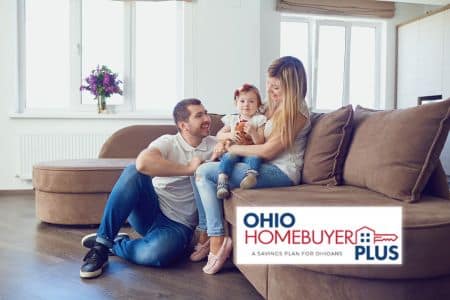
[{"left": 384, "top": 0, "right": 450, "bottom": 5}]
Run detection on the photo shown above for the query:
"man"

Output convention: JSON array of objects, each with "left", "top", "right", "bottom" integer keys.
[{"left": 80, "top": 98, "right": 216, "bottom": 279}]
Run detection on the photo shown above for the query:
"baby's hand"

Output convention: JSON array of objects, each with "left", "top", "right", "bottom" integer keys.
[
  {"left": 244, "top": 123, "right": 257, "bottom": 136},
  {"left": 232, "top": 131, "right": 244, "bottom": 144}
]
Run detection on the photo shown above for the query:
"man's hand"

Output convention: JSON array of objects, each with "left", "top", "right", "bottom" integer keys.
[
  {"left": 224, "top": 139, "right": 233, "bottom": 152},
  {"left": 188, "top": 156, "right": 203, "bottom": 173},
  {"left": 214, "top": 141, "right": 226, "bottom": 153}
]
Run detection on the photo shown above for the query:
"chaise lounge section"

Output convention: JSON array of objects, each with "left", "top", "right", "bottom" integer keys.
[{"left": 32, "top": 117, "right": 223, "bottom": 225}]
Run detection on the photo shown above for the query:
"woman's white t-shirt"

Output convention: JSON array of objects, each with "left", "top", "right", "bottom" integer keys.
[{"left": 263, "top": 118, "right": 311, "bottom": 185}]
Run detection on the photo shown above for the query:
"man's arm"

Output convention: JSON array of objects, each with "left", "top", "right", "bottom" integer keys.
[{"left": 136, "top": 148, "right": 202, "bottom": 177}]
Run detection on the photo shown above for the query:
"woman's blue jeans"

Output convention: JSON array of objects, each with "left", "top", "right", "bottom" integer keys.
[
  {"left": 95, "top": 164, "right": 193, "bottom": 267},
  {"left": 218, "top": 153, "right": 262, "bottom": 176},
  {"left": 194, "top": 161, "right": 293, "bottom": 236}
]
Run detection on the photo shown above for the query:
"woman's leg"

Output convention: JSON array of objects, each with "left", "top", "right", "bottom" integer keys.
[
  {"left": 195, "top": 162, "right": 224, "bottom": 238},
  {"left": 195, "top": 161, "right": 293, "bottom": 242},
  {"left": 195, "top": 161, "right": 292, "bottom": 274},
  {"left": 191, "top": 176, "right": 208, "bottom": 244},
  {"left": 242, "top": 156, "right": 262, "bottom": 174},
  {"left": 229, "top": 162, "right": 293, "bottom": 188}
]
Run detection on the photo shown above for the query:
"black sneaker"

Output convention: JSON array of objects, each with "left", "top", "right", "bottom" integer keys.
[
  {"left": 81, "top": 232, "right": 130, "bottom": 255},
  {"left": 80, "top": 244, "right": 109, "bottom": 279}
]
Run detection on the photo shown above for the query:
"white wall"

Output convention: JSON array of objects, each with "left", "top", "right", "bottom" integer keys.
[
  {"left": 259, "top": 0, "right": 281, "bottom": 96},
  {"left": 0, "top": 0, "right": 440, "bottom": 190},
  {"left": 191, "top": 0, "right": 260, "bottom": 114},
  {"left": 384, "top": 2, "right": 440, "bottom": 109}
]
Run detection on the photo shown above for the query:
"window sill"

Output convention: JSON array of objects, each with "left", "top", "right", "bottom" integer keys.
[{"left": 8, "top": 111, "right": 173, "bottom": 121}]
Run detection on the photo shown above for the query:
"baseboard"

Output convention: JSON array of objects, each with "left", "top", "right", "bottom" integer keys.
[{"left": 0, "top": 189, "right": 34, "bottom": 195}]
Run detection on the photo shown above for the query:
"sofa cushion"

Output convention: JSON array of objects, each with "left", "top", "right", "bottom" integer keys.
[
  {"left": 224, "top": 185, "right": 450, "bottom": 279},
  {"left": 302, "top": 105, "right": 353, "bottom": 185},
  {"left": 343, "top": 99, "right": 450, "bottom": 202},
  {"left": 423, "top": 161, "right": 450, "bottom": 199},
  {"left": 33, "top": 159, "right": 135, "bottom": 193},
  {"left": 99, "top": 114, "right": 223, "bottom": 158}
]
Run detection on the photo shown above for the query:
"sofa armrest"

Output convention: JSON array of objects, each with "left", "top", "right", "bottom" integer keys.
[{"left": 98, "top": 125, "right": 177, "bottom": 158}]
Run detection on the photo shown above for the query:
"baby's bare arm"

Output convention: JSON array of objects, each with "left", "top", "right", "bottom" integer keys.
[
  {"left": 245, "top": 123, "right": 265, "bottom": 144},
  {"left": 216, "top": 125, "right": 233, "bottom": 141}
]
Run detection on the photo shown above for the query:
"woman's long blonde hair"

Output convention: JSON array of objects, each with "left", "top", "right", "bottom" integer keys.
[{"left": 267, "top": 56, "right": 309, "bottom": 148}]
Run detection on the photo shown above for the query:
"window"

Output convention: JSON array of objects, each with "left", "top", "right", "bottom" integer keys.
[
  {"left": 280, "top": 16, "right": 381, "bottom": 111},
  {"left": 19, "top": 0, "right": 184, "bottom": 115}
]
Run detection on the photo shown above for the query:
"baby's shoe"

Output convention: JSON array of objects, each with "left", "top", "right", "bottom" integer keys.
[
  {"left": 217, "top": 176, "right": 230, "bottom": 199},
  {"left": 240, "top": 172, "right": 257, "bottom": 189}
]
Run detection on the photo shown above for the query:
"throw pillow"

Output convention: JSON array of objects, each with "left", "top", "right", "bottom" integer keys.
[
  {"left": 302, "top": 105, "right": 353, "bottom": 185},
  {"left": 343, "top": 99, "right": 450, "bottom": 202}
]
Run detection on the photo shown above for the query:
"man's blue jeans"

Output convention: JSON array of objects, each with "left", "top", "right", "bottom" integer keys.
[
  {"left": 95, "top": 164, "right": 193, "bottom": 267},
  {"left": 218, "top": 153, "right": 262, "bottom": 176}
]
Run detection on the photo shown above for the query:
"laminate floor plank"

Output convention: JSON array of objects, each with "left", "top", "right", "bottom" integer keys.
[{"left": 0, "top": 193, "right": 262, "bottom": 300}]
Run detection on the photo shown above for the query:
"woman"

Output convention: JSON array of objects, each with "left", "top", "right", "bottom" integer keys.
[{"left": 193, "top": 56, "right": 311, "bottom": 274}]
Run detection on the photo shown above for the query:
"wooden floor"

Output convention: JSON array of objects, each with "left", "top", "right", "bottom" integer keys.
[{"left": 0, "top": 192, "right": 262, "bottom": 300}]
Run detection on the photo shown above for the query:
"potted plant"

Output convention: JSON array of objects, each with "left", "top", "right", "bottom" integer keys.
[{"left": 80, "top": 65, "right": 123, "bottom": 113}]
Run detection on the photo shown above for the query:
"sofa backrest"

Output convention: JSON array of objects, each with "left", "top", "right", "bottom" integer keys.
[
  {"left": 302, "top": 100, "right": 450, "bottom": 201},
  {"left": 302, "top": 105, "right": 353, "bottom": 186},
  {"left": 98, "top": 114, "right": 223, "bottom": 158},
  {"left": 343, "top": 99, "right": 450, "bottom": 202}
]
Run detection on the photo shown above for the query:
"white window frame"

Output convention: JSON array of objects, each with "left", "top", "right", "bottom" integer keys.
[
  {"left": 280, "top": 16, "right": 314, "bottom": 107},
  {"left": 16, "top": 0, "right": 184, "bottom": 116},
  {"left": 281, "top": 15, "right": 382, "bottom": 112}
]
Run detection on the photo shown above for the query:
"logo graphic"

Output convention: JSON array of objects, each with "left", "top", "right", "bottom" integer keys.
[{"left": 236, "top": 207, "right": 402, "bottom": 265}]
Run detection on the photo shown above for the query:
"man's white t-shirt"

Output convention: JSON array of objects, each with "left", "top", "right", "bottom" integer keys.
[{"left": 148, "top": 133, "right": 216, "bottom": 228}]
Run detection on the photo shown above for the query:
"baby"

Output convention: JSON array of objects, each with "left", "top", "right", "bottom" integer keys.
[{"left": 214, "top": 83, "right": 266, "bottom": 199}]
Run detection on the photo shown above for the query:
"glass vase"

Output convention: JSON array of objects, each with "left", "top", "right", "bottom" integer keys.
[{"left": 97, "top": 96, "right": 106, "bottom": 114}]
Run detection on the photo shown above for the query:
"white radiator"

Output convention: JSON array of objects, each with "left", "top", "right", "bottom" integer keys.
[{"left": 18, "top": 133, "right": 110, "bottom": 180}]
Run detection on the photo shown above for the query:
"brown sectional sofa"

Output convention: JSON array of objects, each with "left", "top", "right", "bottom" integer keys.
[
  {"left": 32, "top": 102, "right": 450, "bottom": 299},
  {"left": 224, "top": 99, "right": 450, "bottom": 300}
]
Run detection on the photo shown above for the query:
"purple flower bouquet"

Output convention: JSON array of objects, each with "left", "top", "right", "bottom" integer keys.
[{"left": 80, "top": 65, "right": 123, "bottom": 113}]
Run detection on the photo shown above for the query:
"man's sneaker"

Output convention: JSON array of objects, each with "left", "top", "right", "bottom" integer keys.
[
  {"left": 80, "top": 244, "right": 109, "bottom": 279},
  {"left": 81, "top": 232, "right": 130, "bottom": 255}
]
